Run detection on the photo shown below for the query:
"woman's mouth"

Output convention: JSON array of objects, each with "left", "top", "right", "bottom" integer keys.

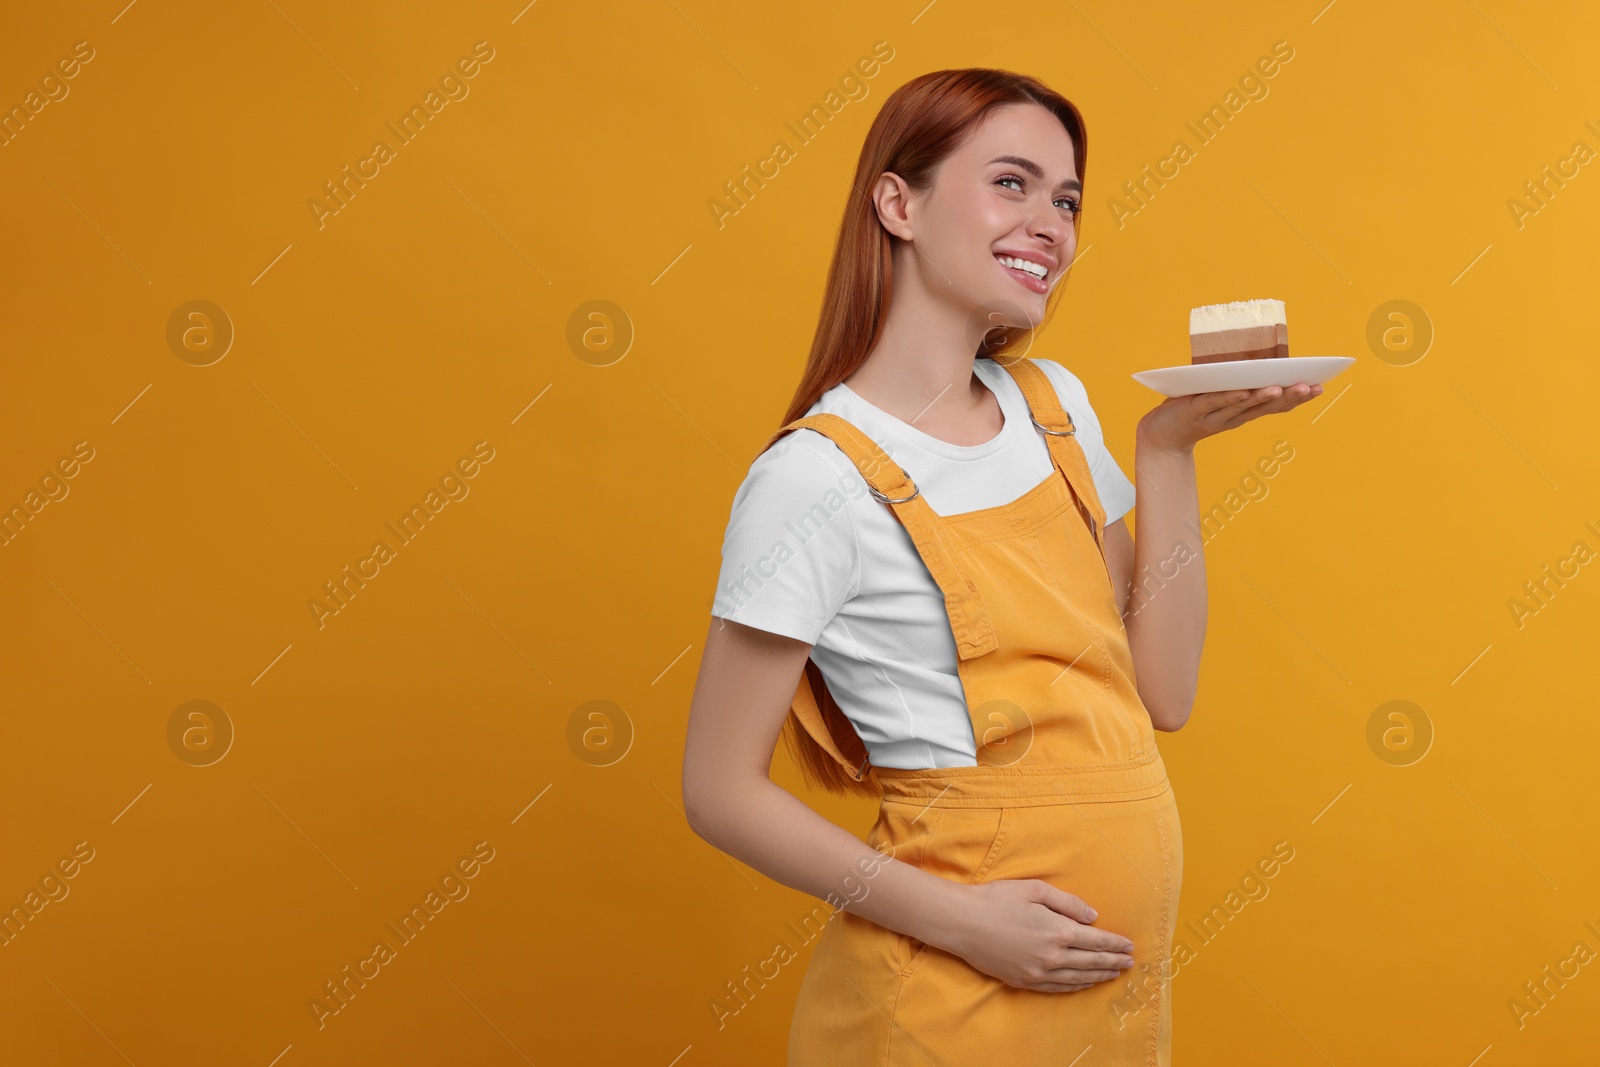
[{"left": 995, "top": 253, "right": 1050, "bottom": 295}]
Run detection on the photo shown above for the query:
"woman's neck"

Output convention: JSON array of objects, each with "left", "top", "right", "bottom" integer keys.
[{"left": 843, "top": 347, "right": 1001, "bottom": 448}]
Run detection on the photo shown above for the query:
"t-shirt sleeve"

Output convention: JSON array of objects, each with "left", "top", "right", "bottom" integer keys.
[
  {"left": 1034, "top": 359, "right": 1137, "bottom": 526},
  {"left": 710, "top": 431, "right": 862, "bottom": 645}
]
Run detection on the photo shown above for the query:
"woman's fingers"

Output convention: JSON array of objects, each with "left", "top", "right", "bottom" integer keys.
[
  {"left": 1200, "top": 389, "right": 1269, "bottom": 424},
  {"left": 1206, "top": 384, "right": 1320, "bottom": 428},
  {"left": 1204, "top": 383, "right": 1318, "bottom": 409},
  {"left": 1192, "top": 388, "right": 1253, "bottom": 416},
  {"left": 1006, "top": 947, "right": 1138, "bottom": 992},
  {"left": 1048, "top": 947, "right": 1136, "bottom": 976},
  {"left": 1031, "top": 956, "right": 1132, "bottom": 992},
  {"left": 1032, "top": 974, "right": 1123, "bottom": 992}
]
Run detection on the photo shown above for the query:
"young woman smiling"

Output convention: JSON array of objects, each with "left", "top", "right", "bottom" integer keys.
[{"left": 683, "top": 68, "right": 1318, "bottom": 1065}]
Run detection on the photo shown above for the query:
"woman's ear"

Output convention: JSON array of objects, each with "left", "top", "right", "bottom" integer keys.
[{"left": 871, "top": 171, "right": 916, "bottom": 241}]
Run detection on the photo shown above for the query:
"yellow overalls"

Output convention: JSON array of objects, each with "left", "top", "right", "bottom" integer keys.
[{"left": 771, "top": 357, "right": 1183, "bottom": 1066}]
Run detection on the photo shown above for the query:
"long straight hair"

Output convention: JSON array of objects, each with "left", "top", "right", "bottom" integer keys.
[{"left": 772, "top": 68, "right": 1090, "bottom": 796}]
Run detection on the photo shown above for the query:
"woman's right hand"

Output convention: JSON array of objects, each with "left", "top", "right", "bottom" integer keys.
[{"left": 943, "top": 879, "right": 1137, "bottom": 992}]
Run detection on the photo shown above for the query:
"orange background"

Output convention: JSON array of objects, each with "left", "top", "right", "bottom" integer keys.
[{"left": 2, "top": 1, "right": 1598, "bottom": 1063}]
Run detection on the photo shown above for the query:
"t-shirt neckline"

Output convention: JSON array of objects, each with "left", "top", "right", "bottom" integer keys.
[{"left": 834, "top": 359, "right": 1016, "bottom": 462}]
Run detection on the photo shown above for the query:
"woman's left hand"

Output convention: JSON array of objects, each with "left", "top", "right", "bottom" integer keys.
[{"left": 1137, "top": 382, "right": 1323, "bottom": 453}]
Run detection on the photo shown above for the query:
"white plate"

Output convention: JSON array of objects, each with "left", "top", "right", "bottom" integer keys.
[{"left": 1131, "top": 356, "right": 1355, "bottom": 398}]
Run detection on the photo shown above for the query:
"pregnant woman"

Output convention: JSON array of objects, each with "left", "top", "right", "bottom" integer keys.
[{"left": 682, "top": 67, "right": 1318, "bottom": 1065}]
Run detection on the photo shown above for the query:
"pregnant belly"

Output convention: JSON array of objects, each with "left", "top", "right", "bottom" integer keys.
[{"left": 790, "top": 785, "right": 1184, "bottom": 1066}]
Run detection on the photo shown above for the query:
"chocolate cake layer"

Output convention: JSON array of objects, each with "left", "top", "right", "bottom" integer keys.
[{"left": 1190, "top": 323, "right": 1289, "bottom": 364}]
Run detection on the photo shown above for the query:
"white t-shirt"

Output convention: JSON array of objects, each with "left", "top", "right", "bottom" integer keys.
[{"left": 711, "top": 357, "right": 1137, "bottom": 769}]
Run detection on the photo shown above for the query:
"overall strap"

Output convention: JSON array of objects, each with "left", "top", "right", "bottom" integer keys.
[
  {"left": 790, "top": 658, "right": 871, "bottom": 783},
  {"left": 995, "top": 358, "right": 1109, "bottom": 558},
  {"left": 755, "top": 413, "right": 1001, "bottom": 783},
  {"left": 762, "top": 414, "right": 999, "bottom": 661}
]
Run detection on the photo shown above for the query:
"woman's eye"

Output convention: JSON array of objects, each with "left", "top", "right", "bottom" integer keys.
[{"left": 997, "top": 175, "right": 1079, "bottom": 215}]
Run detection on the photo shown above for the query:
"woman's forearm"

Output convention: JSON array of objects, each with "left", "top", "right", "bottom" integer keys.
[
  {"left": 685, "top": 775, "right": 970, "bottom": 952},
  {"left": 1122, "top": 425, "right": 1207, "bottom": 729}
]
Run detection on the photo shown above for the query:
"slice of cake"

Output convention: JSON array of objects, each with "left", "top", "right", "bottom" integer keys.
[{"left": 1190, "top": 299, "right": 1288, "bottom": 365}]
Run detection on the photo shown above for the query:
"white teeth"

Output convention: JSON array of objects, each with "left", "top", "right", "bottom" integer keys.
[{"left": 997, "top": 255, "right": 1047, "bottom": 279}]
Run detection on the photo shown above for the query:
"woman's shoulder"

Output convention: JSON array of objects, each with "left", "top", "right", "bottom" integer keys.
[
  {"left": 1001, "top": 356, "right": 1136, "bottom": 522},
  {"left": 747, "top": 423, "right": 862, "bottom": 484},
  {"left": 716, "top": 424, "right": 866, "bottom": 628},
  {"left": 991, "top": 355, "right": 1092, "bottom": 404},
  {"left": 990, "top": 356, "right": 1106, "bottom": 433},
  {"left": 728, "top": 425, "right": 870, "bottom": 523}
]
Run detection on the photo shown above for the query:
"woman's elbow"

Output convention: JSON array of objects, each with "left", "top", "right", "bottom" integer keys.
[
  {"left": 681, "top": 773, "right": 721, "bottom": 843},
  {"left": 1143, "top": 696, "right": 1194, "bottom": 732},
  {"left": 1153, "top": 709, "right": 1191, "bottom": 732},
  {"left": 681, "top": 769, "right": 760, "bottom": 845}
]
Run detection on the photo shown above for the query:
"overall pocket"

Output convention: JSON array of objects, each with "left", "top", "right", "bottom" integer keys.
[{"left": 869, "top": 803, "right": 1009, "bottom": 979}]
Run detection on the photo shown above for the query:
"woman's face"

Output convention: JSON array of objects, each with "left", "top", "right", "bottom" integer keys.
[{"left": 892, "top": 102, "right": 1080, "bottom": 328}]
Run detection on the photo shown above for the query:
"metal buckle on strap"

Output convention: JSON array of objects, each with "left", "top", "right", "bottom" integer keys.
[
  {"left": 868, "top": 473, "right": 919, "bottom": 504},
  {"left": 1030, "top": 414, "right": 1076, "bottom": 437}
]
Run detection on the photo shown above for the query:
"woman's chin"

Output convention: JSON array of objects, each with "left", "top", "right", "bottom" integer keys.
[
  {"left": 975, "top": 290, "right": 1045, "bottom": 329},
  {"left": 964, "top": 299, "right": 1044, "bottom": 351}
]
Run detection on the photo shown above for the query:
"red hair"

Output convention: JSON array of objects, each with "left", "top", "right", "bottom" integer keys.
[{"left": 770, "top": 68, "right": 1090, "bottom": 796}]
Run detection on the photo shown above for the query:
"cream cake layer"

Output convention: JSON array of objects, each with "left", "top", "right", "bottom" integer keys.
[{"left": 1190, "top": 299, "right": 1289, "bottom": 364}]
